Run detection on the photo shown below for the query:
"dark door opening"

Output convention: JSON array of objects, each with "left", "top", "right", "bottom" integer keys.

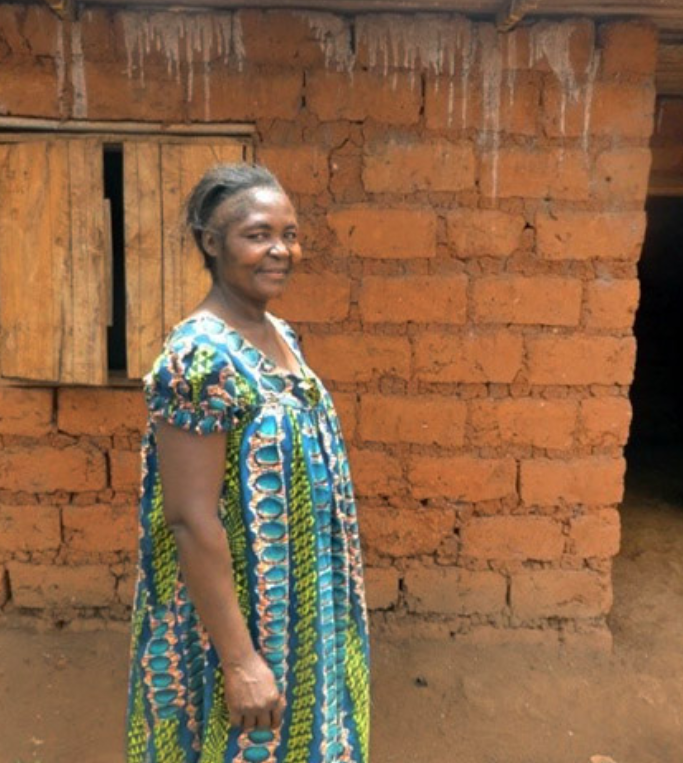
[
  {"left": 612, "top": 196, "right": 683, "bottom": 653},
  {"left": 628, "top": 196, "right": 683, "bottom": 474}
]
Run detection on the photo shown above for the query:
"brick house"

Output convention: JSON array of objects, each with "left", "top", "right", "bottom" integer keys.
[{"left": 0, "top": 0, "right": 681, "bottom": 649}]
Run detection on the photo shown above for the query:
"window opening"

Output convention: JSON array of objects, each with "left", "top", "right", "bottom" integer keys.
[{"left": 103, "top": 144, "right": 126, "bottom": 373}]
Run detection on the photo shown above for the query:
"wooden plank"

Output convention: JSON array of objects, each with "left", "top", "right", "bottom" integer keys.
[
  {"left": 649, "top": 171, "right": 683, "bottom": 197},
  {"left": 160, "top": 141, "right": 244, "bottom": 334},
  {"left": 61, "top": 139, "right": 108, "bottom": 385},
  {"left": 497, "top": 0, "right": 541, "bottom": 32},
  {"left": 0, "top": 141, "right": 68, "bottom": 382},
  {"left": 124, "top": 141, "right": 164, "bottom": 379},
  {"left": 657, "top": 45, "right": 683, "bottom": 96},
  {"left": 0, "top": 117, "right": 256, "bottom": 136}
]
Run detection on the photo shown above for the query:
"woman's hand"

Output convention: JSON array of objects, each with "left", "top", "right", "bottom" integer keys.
[{"left": 224, "top": 650, "right": 284, "bottom": 731}]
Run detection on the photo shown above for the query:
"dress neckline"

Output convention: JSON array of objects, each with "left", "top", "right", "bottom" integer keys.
[{"left": 180, "top": 310, "right": 308, "bottom": 381}]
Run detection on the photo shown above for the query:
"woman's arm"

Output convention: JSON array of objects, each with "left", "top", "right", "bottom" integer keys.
[{"left": 156, "top": 422, "right": 283, "bottom": 731}]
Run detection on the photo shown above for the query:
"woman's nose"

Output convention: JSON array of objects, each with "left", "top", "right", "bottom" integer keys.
[{"left": 268, "top": 239, "right": 289, "bottom": 256}]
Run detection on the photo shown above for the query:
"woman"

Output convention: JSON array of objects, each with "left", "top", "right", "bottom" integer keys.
[{"left": 126, "top": 164, "right": 370, "bottom": 763}]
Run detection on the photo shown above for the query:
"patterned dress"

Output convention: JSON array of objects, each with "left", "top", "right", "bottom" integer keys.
[{"left": 126, "top": 313, "right": 370, "bottom": 763}]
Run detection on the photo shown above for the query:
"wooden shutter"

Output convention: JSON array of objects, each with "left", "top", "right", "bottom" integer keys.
[
  {"left": 124, "top": 142, "right": 164, "bottom": 380},
  {"left": 124, "top": 139, "right": 248, "bottom": 378},
  {"left": 161, "top": 141, "right": 246, "bottom": 335},
  {"left": 0, "top": 139, "right": 107, "bottom": 384}
]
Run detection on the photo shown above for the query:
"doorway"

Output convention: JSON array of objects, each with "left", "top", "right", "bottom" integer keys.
[{"left": 611, "top": 195, "right": 683, "bottom": 654}]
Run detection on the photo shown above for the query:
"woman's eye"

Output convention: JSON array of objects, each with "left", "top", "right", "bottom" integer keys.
[{"left": 284, "top": 231, "right": 298, "bottom": 242}]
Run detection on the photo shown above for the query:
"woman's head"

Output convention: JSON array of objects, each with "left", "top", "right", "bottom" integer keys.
[
  {"left": 186, "top": 163, "right": 284, "bottom": 277},
  {"left": 186, "top": 163, "right": 301, "bottom": 304}
]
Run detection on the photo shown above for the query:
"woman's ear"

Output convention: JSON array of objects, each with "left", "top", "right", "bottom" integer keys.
[{"left": 201, "top": 228, "right": 219, "bottom": 260}]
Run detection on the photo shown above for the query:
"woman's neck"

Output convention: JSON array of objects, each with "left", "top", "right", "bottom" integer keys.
[{"left": 202, "top": 282, "right": 268, "bottom": 330}]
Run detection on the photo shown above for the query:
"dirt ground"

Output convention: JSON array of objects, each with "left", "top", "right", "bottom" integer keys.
[{"left": 1, "top": 445, "right": 682, "bottom": 763}]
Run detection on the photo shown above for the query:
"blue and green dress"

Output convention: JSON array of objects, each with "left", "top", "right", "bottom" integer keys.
[{"left": 126, "top": 313, "right": 370, "bottom": 763}]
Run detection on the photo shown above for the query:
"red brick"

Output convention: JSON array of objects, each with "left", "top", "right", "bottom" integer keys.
[
  {"left": 8, "top": 562, "right": 115, "bottom": 608},
  {"left": 307, "top": 70, "right": 421, "bottom": 124},
  {"left": 327, "top": 207, "right": 436, "bottom": 259},
  {"left": 520, "top": 457, "right": 626, "bottom": 506},
  {"left": 358, "top": 275, "right": 467, "bottom": 324},
  {"left": 425, "top": 75, "right": 481, "bottom": 132},
  {"left": 0, "top": 504, "right": 61, "bottom": 552},
  {"left": 569, "top": 509, "right": 620, "bottom": 558},
  {"left": 473, "top": 276, "right": 582, "bottom": 326},
  {"left": 0, "top": 56, "right": 63, "bottom": 118},
  {"left": 0, "top": 445, "right": 106, "bottom": 492},
  {"left": 481, "top": 148, "right": 589, "bottom": 200},
  {"left": 405, "top": 566, "right": 506, "bottom": 615},
  {"left": 543, "top": 81, "right": 655, "bottom": 139},
  {"left": 82, "top": 61, "right": 186, "bottom": 121},
  {"left": 270, "top": 273, "right": 350, "bottom": 323},
  {"left": 237, "top": 9, "right": 334, "bottom": 67},
  {"left": 0, "top": 388, "right": 53, "bottom": 436},
  {"left": 536, "top": 212, "right": 647, "bottom": 261},
  {"left": 511, "top": 569, "right": 611, "bottom": 619},
  {"left": 456, "top": 627, "right": 559, "bottom": 649},
  {"left": 364, "top": 566, "right": 400, "bottom": 610},
  {"left": 408, "top": 456, "right": 517, "bottom": 502},
  {"left": 526, "top": 335, "right": 636, "bottom": 385},
  {"left": 363, "top": 140, "right": 476, "bottom": 193},
  {"left": 62, "top": 504, "right": 137, "bottom": 553},
  {"left": 461, "top": 516, "right": 564, "bottom": 561},
  {"left": 531, "top": 20, "right": 596, "bottom": 76},
  {"left": 330, "top": 391, "right": 357, "bottom": 440},
  {"left": 426, "top": 71, "right": 539, "bottom": 136},
  {"left": 600, "top": 22, "right": 658, "bottom": 77},
  {"left": 470, "top": 399, "right": 577, "bottom": 450},
  {"left": 15, "top": 6, "right": 62, "bottom": 57},
  {"left": 579, "top": 397, "right": 632, "bottom": 448},
  {"left": 414, "top": 330, "right": 523, "bottom": 383},
  {"left": 562, "top": 627, "right": 613, "bottom": 655},
  {"left": 110, "top": 450, "right": 141, "bottom": 491},
  {"left": 447, "top": 209, "right": 526, "bottom": 258},
  {"left": 585, "top": 279, "right": 640, "bottom": 330},
  {"left": 58, "top": 388, "right": 146, "bottom": 435},
  {"left": 116, "top": 567, "right": 137, "bottom": 606},
  {"left": 594, "top": 84, "right": 655, "bottom": 140},
  {"left": 348, "top": 449, "right": 403, "bottom": 498},
  {"left": 359, "top": 505, "right": 453, "bottom": 557},
  {"left": 595, "top": 149, "right": 651, "bottom": 203},
  {"left": 258, "top": 145, "right": 329, "bottom": 195},
  {"left": 303, "top": 334, "right": 410, "bottom": 383},
  {"left": 189, "top": 69, "right": 302, "bottom": 121},
  {"left": 359, "top": 394, "right": 466, "bottom": 447}
]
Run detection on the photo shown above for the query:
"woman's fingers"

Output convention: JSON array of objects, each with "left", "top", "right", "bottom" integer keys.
[
  {"left": 254, "top": 709, "right": 272, "bottom": 730},
  {"left": 271, "top": 697, "right": 285, "bottom": 728},
  {"left": 241, "top": 712, "right": 257, "bottom": 731}
]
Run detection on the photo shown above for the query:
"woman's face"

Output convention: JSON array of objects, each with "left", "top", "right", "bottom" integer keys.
[{"left": 205, "top": 187, "right": 302, "bottom": 306}]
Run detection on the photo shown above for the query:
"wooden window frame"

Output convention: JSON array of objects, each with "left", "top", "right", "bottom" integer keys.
[{"left": 0, "top": 120, "right": 254, "bottom": 387}]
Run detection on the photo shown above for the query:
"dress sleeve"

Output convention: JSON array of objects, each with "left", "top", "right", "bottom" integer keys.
[{"left": 144, "top": 331, "right": 238, "bottom": 435}]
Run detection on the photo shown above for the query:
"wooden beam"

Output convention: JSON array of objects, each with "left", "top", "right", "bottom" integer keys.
[
  {"left": 496, "top": 0, "right": 541, "bottom": 32},
  {"left": 42, "top": 0, "right": 75, "bottom": 20},
  {"left": 0, "top": 116, "right": 256, "bottom": 136}
]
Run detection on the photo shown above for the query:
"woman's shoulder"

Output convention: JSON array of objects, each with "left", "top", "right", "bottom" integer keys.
[
  {"left": 146, "top": 314, "right": 234, "bottom": 384},
  {"left": 165, "top": 313, "right": 231, "bottom": 350}
]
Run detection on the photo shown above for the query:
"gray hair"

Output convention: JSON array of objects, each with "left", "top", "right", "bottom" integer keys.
[{"left": 185, "top": 163, "right": 284, "bottom": 278}]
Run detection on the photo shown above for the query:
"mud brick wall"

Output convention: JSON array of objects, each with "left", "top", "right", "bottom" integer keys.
[{"left": 0, "top": 5, "right": 657, "bottom": 648}]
